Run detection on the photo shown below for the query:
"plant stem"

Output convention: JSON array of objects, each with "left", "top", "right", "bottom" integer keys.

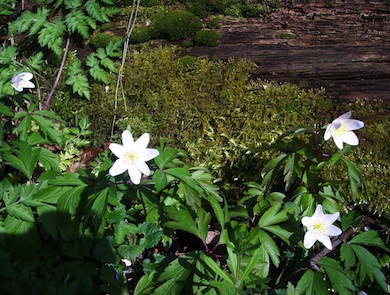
[{"left": 44, "top": 37, "right": 70, "bottom": 110}]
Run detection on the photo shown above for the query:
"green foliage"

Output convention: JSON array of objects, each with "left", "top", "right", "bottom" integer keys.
[
  {"left": 89, "top": 32, "right": 122, "bottom": 49},
  {"left": 194, "top": 29, "right": 221, "bottom": 47},
  {"left": 150, "top": 9, "right": 203, "bottom": 41},
  {"left": 130, "top": 27, "right": 153, "bottom": 44}
]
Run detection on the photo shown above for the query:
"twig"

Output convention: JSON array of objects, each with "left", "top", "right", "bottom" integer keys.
[{"left": 44, "top": 37, "right": 70, "bottom": 109}]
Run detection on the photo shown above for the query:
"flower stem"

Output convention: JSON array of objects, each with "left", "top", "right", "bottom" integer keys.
[{"left": 44, "top": 37, "right": 70, "bottom": 110}]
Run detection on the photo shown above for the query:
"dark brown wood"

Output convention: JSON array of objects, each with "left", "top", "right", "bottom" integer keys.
[{"left": 187, "top": 0, "right": 390, "bottom": 101}]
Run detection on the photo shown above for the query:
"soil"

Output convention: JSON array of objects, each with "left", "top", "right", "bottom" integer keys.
[{"left": 186, "top": 0, "right": 390, "bottom": 101}]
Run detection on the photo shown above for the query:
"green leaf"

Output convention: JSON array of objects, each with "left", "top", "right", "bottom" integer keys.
[
  {"left": 340, "top": 243, "right": 356, "bottom": 270},
  {"left": 37, "top": 204, "right": 58, "bottom": 239},
  {"left": 164, "top": 206, "right": 209, "bottom": 242},
  {"left": 350, "top": 244, "right": 388, "bottom": 292},
  {"left": 34, "top": 147, "right": 62, "bottom": 173},
  {"left": 341, "top": 158, "right": 363, "bottom": 196},
  {"left": 318, "top": 258, "right": 355, "bottom": 295},
  {"left": 134, "top": 272, "right": 155, "bottom": 295},
  {"left": 118, "top": 244, "right": 144, "bottom": 261},
  {"left": 66, "top": 73, "right": 91, "bottom": 99},
  {"left": 88, "top": 187, "right": 109, "bottom": 231},
  {"left": 27, "top": 52, "right": 44, "bottom": 71},
  {"left": 138, "top": 222, "right": 163, "bottom": 249},
  {"left": 258, "top": 203, "right": 290, "bottom": 227},
  {"left": 31, "top": 113, "right": 63, "bottom": 145},
  {"left": 6, "top": 203, "right": 35, "bottom": 222},
  {"left": 38, "top": 18, "right": 65, "bottom": 56},
  {"left": 349, "top": 230, "right": 389, "bottom": 251},
  {"left": 57, "top": 186, "right": 85, "bottom": 215},
  {"left": 65, "top": 10, "right": 91, "bottom": 38},
  {"left": 3, "top": 141, "right": 40, "bottom": 179},
  {"left": 153, "top": 169, "right": 167, "bottom": 192},
  {"left": 199, "top": 252, "right": 234, "bottom": 284},
  {"left": 296, "top": 269, "right": 328, "bottom": 295},
  {"left": 114, "top": 221, "right": 138, "bottom": 245},
  {"left": 258, "top": 229, "right": 280, "bottom": 267}
]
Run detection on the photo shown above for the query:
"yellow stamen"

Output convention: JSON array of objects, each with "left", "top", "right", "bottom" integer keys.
[
  {"left": 332, "top": 122, "right": 347, "bottom": 137},
  {"left": 124, "top": 150, "right": 140, "bottom": 165}
]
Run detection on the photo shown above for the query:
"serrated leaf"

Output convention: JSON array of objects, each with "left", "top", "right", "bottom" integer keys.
[
  {"left": 114, "top": 221, "right": 138, "bottom": 245},
  {"left": 318, "top": 258, "right": 355, "bottom": 295},
  {"left": 29, "top": 7, "right": 51, "bottom": 36},
  {"left": 38, "top": 18, "right": 65, "bottom": 56},
  {"left": 66, "top": 74, "right": 91, "bottom": 99},
  {"left": 258, "top": 203, "right": 290, "bottom": 227},
  {"left": 27, "top": 52, "right": 44, "bottom": 71},
  {"left": 31, "top": 114, "right": 63, "bottom": 145},
  {"left": 350, "top": 244, "right": 388, "bottom": 292},
  {"left": 134, "top": 272, "right": 155, "bottom": 295},
  {"left": 3, "top": 141, "right": 40, "bottom": 179},
  {"left": 258, "top": 229, "right": 280, "bottom": 267},
  {"left": 37, "top": 204, "right": 58, "bottom": 239},
  {"left": 6, "top": 203, "right": 35, "bottom": 222},
  {"left": 139, "top": 222, "right": 163, "bottom": 249},
  {"left": 349, "top": 230, "right": 389, "bottom": 251},
  {"left": 296, "top": 269, "right": 328, "bottom": 295},
  {"left": 65, "top": 10, "right": 91, "bottom": 38},
  {"left": 88, "top": 65, "right": 109, "bottom": 84},
  {"left": 34, "top": 147, "right": 62, "bottom": 172},
  {"left": 340, "top": 243, "right": 356, "bottom": 270}
]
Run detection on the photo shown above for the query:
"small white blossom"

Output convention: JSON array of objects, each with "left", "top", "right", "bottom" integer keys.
[
  {"left": 109, "top": 130, "right": 159, "bottom": 185},
  {"left": 11, "top": 72, "right": 35, "bottom": 92},
  {"left": 324, "top": 111, "right": 364, "bottom": 150},
  {"left": 301, "top": 204, "right": 342, "bottom": 250}
]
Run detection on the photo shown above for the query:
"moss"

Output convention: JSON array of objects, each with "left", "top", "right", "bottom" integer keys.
[
  {"left": 89, "top": 32, "right": 122, "bottom": 49},
  {"left": 150, "top": 9, "right": 203, "bottom": 41},
  {"left": 193, "top": 30, "right": 221, "bottom": 46}
]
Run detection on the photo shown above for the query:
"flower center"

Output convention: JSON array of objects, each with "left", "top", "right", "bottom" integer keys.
[
  {"left": 312, "top": 221, "right": 326, "bottom": 236},
  {"left": 124, "top": 149, "right": 141, "bottom": 165},
  {"left": 332, "top": 122, "right": 347, "bottom": 137}
]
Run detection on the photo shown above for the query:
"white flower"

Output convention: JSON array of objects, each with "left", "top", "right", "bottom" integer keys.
[
  {"left": 301, "top": 204, "right": 342, "bottom": 250},
  {"left": 11, "top": 72, "right": 35, "bottom": 92},
  {"left": 324, "top": 111, "right": 364, "bottom": 150},
  {"left": 109, "top": 130, "right": 159, "bottom": 184}
]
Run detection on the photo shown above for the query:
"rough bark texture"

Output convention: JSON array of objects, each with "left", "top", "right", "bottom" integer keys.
[{"left": 187, "top": 0, "right": 390, "bottom": 101}]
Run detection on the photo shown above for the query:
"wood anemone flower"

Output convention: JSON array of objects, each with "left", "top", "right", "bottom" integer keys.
[
  {"left": 11, "top": 72, "right": 35, "bottom": 92},
  {"left": 302, "top": 204, "right": 342, "bottom": 250},
  {"left": 109, "top": 130, "right": 159, "bottom": 185},
  {"left": 324, "top": 111, "right": 364, "bottom": 150}
]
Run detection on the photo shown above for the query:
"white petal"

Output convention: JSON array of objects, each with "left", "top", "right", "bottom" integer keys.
[
  {"left": 312, "top": 204, "right": 324, "bottom": 220},
  {"left": 317, "top": 234, "right": 333, "bottom": 250},
  {"left": 18, "top": 72, "right": 33, "bottom": 81},
  {"left": 332, "top": 135, "right": 344, "bottom": 149},
  {"left": 142, "top": 148, "right": 159, "bottom": 161},
  {"left": 109, "top": 143, "right": 125, "bottom": 158},
  {"left": 19, "top": 80, "right": 35, "bottom": 89},
  {"left": 325, "top": 224, "right": 342, "bottom": 237},
  {"left": 135, "top": 133, "right": 150, "bottom": 151},
  {"left": 122, "top": 130, "right": 134, "bottom": 147},
  {"left": 324, "top": 124, "right": 333, "bottom": 140},
  {"left": 109, "top": 159, "right": 128, "bottom": 176},
  {"left": 303, "top": 231, "right": 317, "bottom": 249},
  {"left": 135, "top": 161, "right": 150, "bottom": 176},
  {"left": 344, "top": 119, "right": 364, "bottom": 131},
  {"left": 342, "top": 131, "right": 359, "bottom": 146},
  {"left": 335, "top": 111, "right": 351, "bottom": 122},
  {"left": 128, "top": 166, "right": 142, "bottom": 184},
  {"left": 11, "top": 84, "right": 23, "bottom": 92},
  {"left": 301, "top": 216, "right": 311, "bottom": 227},
  {"left": 322, "top": 211, "right": 340, "bottom": 224}
]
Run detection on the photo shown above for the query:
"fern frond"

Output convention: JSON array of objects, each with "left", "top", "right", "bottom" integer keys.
[
  {"left": 66, "top": 74, "right": 90, "bottom": 99},
  {"left": 65, "top": 10, "right": 91, "bottom": 38},
  {"left": 38, "top": 18, "right": 65, "bottom": 56}
]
